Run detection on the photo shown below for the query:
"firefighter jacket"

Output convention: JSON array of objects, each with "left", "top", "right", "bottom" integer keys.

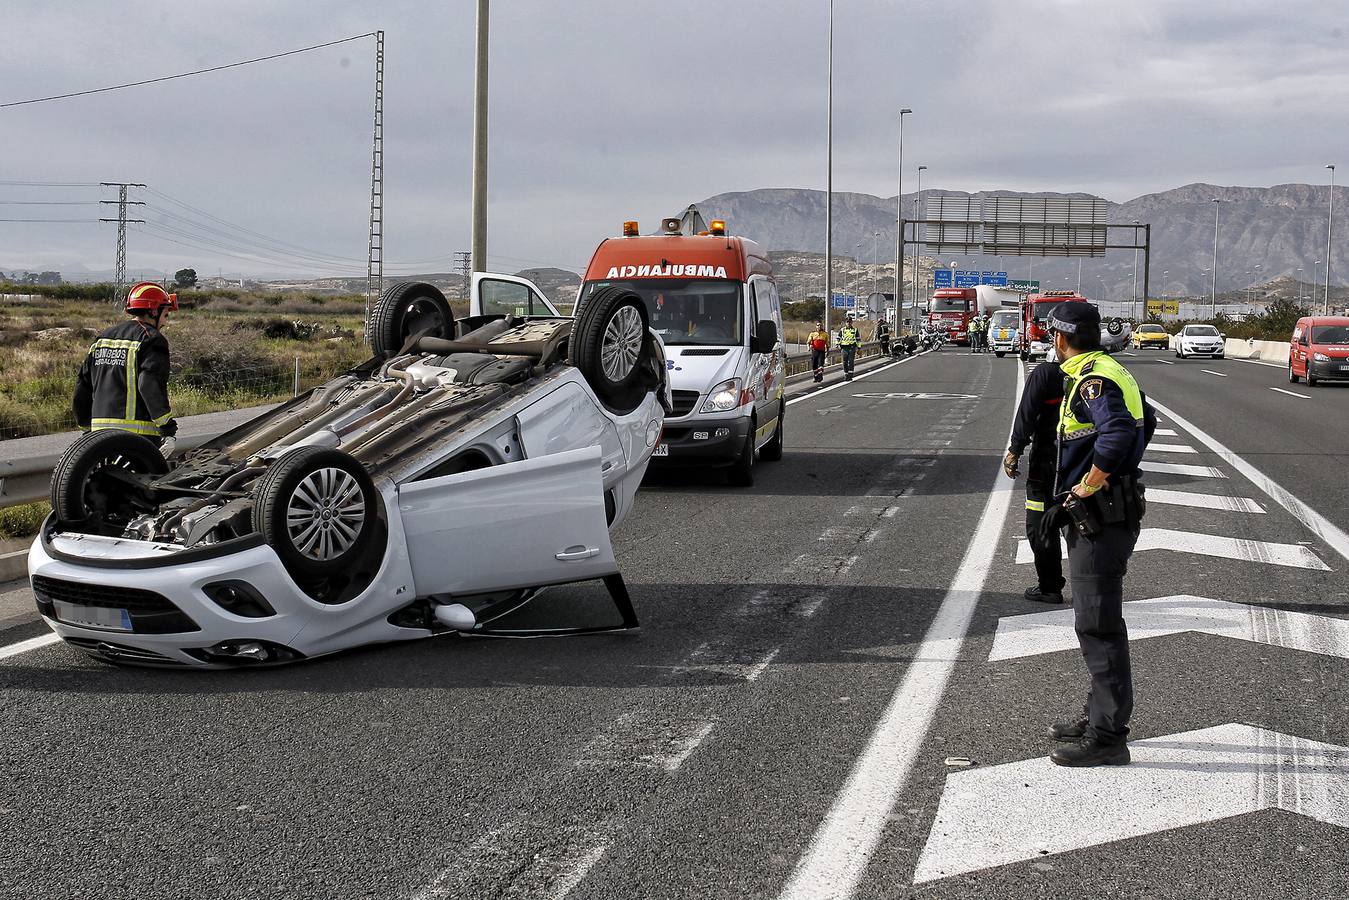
[{"left": 73, "top": 320, "right": 177, "bottom": 437}]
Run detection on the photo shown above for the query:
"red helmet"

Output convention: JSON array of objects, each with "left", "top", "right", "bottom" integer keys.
[{"left": 125, "top": 281, "right": 178, "bottom": 314}]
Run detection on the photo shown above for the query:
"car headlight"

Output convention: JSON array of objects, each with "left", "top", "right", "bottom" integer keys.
[
  {"left": 1314, "top": 352, "right": 1331, "bottom": 362},
  {"left": 700, "top": 378, "right": 745, "bottom": 413}
]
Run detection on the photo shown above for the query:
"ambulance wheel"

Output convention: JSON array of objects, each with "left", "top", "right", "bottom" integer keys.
[
  {"left": 727, "top": 419, "right": 756, "bottom": 487},
  {"left": 572, "top": 286, "right": 651, "bottom": 414},
  {"left": 51, "top": 430, "right": 168, "bottom": 533},
  {"left": 761, "top": 403, "right": 785, "bottom": 462},
  {"left": 369, "top": 281, "right": 454, "bottom": 357}
]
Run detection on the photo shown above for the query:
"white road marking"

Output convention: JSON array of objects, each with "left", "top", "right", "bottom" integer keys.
[
  {"left": 0, "top": 632, "right": 60, "bottom": 662},
  {"left": 1201, "top": 369, "right": 1228, "bottom": 377},
  {"left": 549, "top": 842, "right": 610, "bottom": 900},
  {"left": 660, "top": 720, "right": 716, "bottom": 772},
  {"left": 1270, "top": 387, "right": 1311, "bottom": 399},
  {"left": 1147, "top": 443, "right": 1197, "bottom": 454},
  {"left": 1145, "top": 488, "right": 1265, "bottom": 513},
  {"left": 1015, "top": 528, "right": 1329, "bottom": 570},
  {"left": 1232, "top": 356, "right": 1287, "bottom": 369},
  {"left": 744, "top": 647, "right": 780, "bottom": 682},
  {"left": 410, "top": 826, "right": 514, "bottom": 900},
  {"left": 989, "top": 595, "right": 1349, "bottom": 661},
  {"left": 786, "top": 352, "right": 928, "bottom": 407},
  {"left": 577, "top": 713, "right": 717, "bottom": 772},
  {"left": 1151, "top": 398, "right": 1349, "bottom": 566},
  {"left": 912, "top": 723, "right": 1349, "bottom": 883},
  {"left": 1140, "top": 460, "right": 1227, "bottom": 478},
  {"left": 777, "top": 359, "right": 1025, "bottom": 900},
  {"left": 1156, "top": 359, "right": 1174, "bottom": 365},
  {"left": 1154, "top": 428, "right": 1178, "bottom": 436}
]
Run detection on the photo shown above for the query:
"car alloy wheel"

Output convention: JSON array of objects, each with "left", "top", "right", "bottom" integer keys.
[
  {"left": 286, "top": 467, "right": 367, "bottom": 561},
  {"left": 600, "top": 304, "right": 645, "bottom": 382}
]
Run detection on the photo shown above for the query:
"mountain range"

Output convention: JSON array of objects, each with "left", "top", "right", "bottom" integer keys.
[{"left": 691, "top": 183, "right": 1346, "bottom": 300}]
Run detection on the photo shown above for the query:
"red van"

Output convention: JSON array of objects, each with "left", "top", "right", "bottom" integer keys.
[{"left": 1289, "top": 316, "right": 1349, "bottom": 386}]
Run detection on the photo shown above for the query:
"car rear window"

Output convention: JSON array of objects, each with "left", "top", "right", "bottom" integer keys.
[{"left": 1312, "top": 325, "right": 1349, "bottom": 344}]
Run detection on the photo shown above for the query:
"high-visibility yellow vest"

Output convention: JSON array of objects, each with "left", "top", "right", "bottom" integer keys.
[{"left": 1057, "top": 350, "right": 1144, "bottom": 442}]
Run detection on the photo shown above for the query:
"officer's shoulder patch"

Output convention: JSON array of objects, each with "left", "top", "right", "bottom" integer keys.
[{"left": 1080, "top": 377, "right": 1104, "bottom": 401}]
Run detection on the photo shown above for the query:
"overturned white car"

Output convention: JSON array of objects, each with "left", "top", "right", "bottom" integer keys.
[{"left": 28, "top": 277, "right": 669, "bottom": 667}]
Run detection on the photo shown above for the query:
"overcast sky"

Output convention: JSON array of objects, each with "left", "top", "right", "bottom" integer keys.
[{"left": 2, "top": 0, "right": 1346, "bottom": 279}]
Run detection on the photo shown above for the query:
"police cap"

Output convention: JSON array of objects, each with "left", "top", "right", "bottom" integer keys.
[{"left": 1046, "top": 301, "right": 1101, "bottom": 335}]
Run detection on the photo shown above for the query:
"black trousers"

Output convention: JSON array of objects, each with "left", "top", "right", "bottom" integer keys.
[
  {"left": 1024, "top": 477, "right": 1065, "bottom": 593},
  {"left": 810, "top": 349, "right": 826, "bottom": 381},
  {"left": 841, "top": 345, "right": 857, "bottom": 373},
  {"left": 1065, "top": 522, "right": 1139, "bottom": 744}
]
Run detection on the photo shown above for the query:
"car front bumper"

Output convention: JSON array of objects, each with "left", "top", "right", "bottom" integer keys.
[
  {"left": 652, "top": 415, "right": 753, "bottom": 465},
  {"left": 1309, "top": 358, "right": 1349, "bottom": 379},
  {"left": 1181, "top": 343, "right": 1225, "bottom": 356}
]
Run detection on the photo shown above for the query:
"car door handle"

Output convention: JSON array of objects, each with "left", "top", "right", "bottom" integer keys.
[{"left": 556, "top": 546, "right": 600, "bottom": 561}]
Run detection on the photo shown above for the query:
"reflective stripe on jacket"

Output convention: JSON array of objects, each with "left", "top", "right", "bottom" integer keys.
[
  {"left": 839, "top": 327, "right": 860, "bottom": 346},
  {"left": 73, "top": 320, "right": 175, "bottom": 437}
]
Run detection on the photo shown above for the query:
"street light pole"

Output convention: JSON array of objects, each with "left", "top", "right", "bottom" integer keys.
[
  {"left": 912, "top": 165, "right": 926, "bottom": 315},
  {"left": 1132, "top": 220, "right": 1140, "bottom": 320},
  {"left": 824, "top": 0, "right": 834, "bottom": 334},
  {"left": 896, "top": 108, "right": 911, "bottom": 329},
  {"left": 470, "top": 0, "right": 490, "bottom": 274},
  {"left": 1210, "top": 198, "right": 1221, "bottom": 315},
  {"left": 873, "top": 231, "right": 880, "bottom": 297},
  {"left": 1325, "top": 164, "right": 1336, "bottom": 314},
  {"left": 1076, "top": 259, "right": 1082, "bottom": 294},
  {"left": 1296, "top": 267, "right": 1304, "bottom": 305}
]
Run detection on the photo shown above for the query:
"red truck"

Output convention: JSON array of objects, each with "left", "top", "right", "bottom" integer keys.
[
  {"left": 1020, "top": 289, "right": 1089, "bottom": 360},
  {"left": 927, "top": 288, "right": 977, "bottom": 346}
]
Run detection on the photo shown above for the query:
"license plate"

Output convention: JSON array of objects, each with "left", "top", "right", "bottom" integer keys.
[
  {"left": 1340, "top": 365, "right": 1349, "bottom": 372},
  {"left": 53, "top": 600, "right": 132, "bottom": 631},
  {"left": 652, "top": 444, "right": 669, "bottom": 457}
]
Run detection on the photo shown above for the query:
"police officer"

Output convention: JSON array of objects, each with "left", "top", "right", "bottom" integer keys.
[
  {"left": 1042, "top": 301, "right": 1155, "bottom": 767},
  {"left": 74, "top": 281, "right": 179, "bottom": 454},
  {"left": 1003, "top": 357, "right": 1066, "bottom": 604},
  {"left": 838, "top": 314, "right": 860, "bottom": 381}
]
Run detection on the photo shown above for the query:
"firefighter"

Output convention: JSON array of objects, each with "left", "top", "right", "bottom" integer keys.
[
  {"left": 1004, "top": 359, "right": 1066, "bottom": 603},
  {"left": 807, "top": 320, "right": 830, "bottom": 383},
  {"left": 875, "top": 315, "right": 892, "bottom": 357},
  {"left": 838, "top": 315, "right": 860, "bottom": 381},
  {"left": 73, "top": 281, "right": 179, "bottom": 455}
]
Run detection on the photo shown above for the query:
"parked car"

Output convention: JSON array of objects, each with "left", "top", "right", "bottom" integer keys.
[
  {"left": 1132, "top": 323, "right": 1170, "bottom": 350},
  {"left": 1175, "top": 324, "right": 1226, "bottom": 359},
  {"left": 28, "top": 279, "right": 670, "bottom": 668},
  {"left": 1289, "top": 315, "right": 1349, "bottom": 386}
]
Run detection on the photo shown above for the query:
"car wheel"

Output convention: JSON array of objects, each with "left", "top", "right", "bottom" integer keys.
[
  {"left": 1106, "top": 319, "right": 1125, "bottom": 336},
  {"left": 51, "top": 430, "right": 168, "bottom": 533},
  {"left": 1019, "top": 351, "right": 1029, "bottom": 361},
  {"left": 369, "top": 281, "right": 454, "bottom": 358},
  {"left": 1307, "top": 368, "right": 1319, "bottom": 387},
  {"left": 572, "top": 285, "right": 652, "bottom": 414},
  {"left": 1289, "top": 360, "right": 1300, "bottom": 383},
  {"left": 727, "top": 420, "right": 756, "bottom": 487},
  {"left": 253, "top": 446, "right": 381, "bottom": 584},
  {"left": 760, "top": 403, "right": 785, "bottom": 462}
]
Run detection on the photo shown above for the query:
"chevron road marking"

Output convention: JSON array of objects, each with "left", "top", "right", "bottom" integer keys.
[
  {"left": 1015, "top": 528, "right": 1329, "bottom": 570},
  {"left": 988, "top": 595, "right": 1349, "bottom": 662},
  {"left": 1148, "top": 443, "right": 1197, "bottom": 454},
  {"left": 1140, "top": 460, "right": 1226, "bottom": 478},
  {"left": 912, "top": 723, "right": 1349, "bottom": 883},
  {"left": 1155, "top": 428, "right": 1178, "bottom": 436},
  {"left": 1144, "top": 488, "right": 1265, "bottom": 513}
]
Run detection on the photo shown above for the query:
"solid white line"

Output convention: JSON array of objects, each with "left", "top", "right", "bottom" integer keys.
[
  {"left": 1201, "top": 369, "right": 1228, "bottom": 378},
  {"left": 1148, "top": 443, "right": 1197, "bottom": 454},
  {"left": 549, "top": 843, "right": 609, "bottom": 900},
  {"left": 1232, "top": 356, "right": 1286, "bottom": 369},
  {"left": 1270, "top": 387, "right": 1310, "bottom": 399},
  {"left": 786, "top": 352, "right": 928, "bottom": 407},
  {"left": 1151, "top": 399, "right": 1349, "bottom": 566},
  {"left": 0, "top": 632, "right": 60, "bottom": 662},
  {"left": 778, "top": 360, "right": 1024, "bottom": 900}
]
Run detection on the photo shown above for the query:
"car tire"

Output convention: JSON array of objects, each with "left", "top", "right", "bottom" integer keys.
[
  {"left": 1106, "top": 319, "right": 1125, "bottom": 336},
  {"left": 252, "top": 445, "right": 381, "bottom": 583},
  {"left": 51, "top": 430, "right": 169, "bottom": 531},
  {"left": 727, "top": 419, "right": 756, "bottom": 487},
  {"left": 572, "top": 285, "right": 651, "bottom": 414},
  {"left": 760, "top": 403, "right": 785, "bottom": 462},
  {"left": 1289, "top": 360, "right": 1300, "bottom": 383},
  {"left": 1019, "top": 351, "right": 1029, "bottom": 361},
  {"left": 369, "top": 281, "right": 455, "bottom": 358},
  {"left": 1307, "top": 368, "right": 1319, "bottom": 387}
]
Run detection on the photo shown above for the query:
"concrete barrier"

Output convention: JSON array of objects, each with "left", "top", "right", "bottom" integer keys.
[{"left": 1223, "top": 338, "right": 1288, "bottom": 363}]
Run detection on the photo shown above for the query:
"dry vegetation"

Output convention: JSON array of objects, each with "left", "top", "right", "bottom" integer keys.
[{"left": 0, "top": 289, "right": 372, "bottom": 440}]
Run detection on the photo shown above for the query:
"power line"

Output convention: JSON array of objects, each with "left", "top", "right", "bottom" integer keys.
[
  {"left": 0, "top": 200, "right": 101, "bottom": 205},
  {"left": 0, "top": 180, "right": 101, "bottom": 187},
  {"left": 1, "top": 33, "right": 377, "bottom": 109},
  {"left": 0, "top": 218, "right": 100, "bottom": 223}
]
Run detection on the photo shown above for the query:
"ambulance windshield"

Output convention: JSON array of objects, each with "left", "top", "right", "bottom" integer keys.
[{"left": 582, "top": 279, "right": 744, "bottom": 346}]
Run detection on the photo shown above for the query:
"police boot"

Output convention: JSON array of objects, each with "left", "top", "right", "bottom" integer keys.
[
  {"left": 1047, "top": 717, "right": 1088, "bottom": 741},
  {"left": 1050, "top": 736, "right": 1130, "bottom": 767},
  {"left": 1024, "top": 586, "right": 1064, "bottom": 604}
]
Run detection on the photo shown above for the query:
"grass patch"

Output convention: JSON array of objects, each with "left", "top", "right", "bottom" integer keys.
[{"left": 0, "top": 502, "right": 49, "bottom": 540}]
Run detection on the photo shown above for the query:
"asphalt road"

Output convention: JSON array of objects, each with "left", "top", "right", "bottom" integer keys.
[{"left": 1, "top": 347, "right": 1346, "bottom": 899}]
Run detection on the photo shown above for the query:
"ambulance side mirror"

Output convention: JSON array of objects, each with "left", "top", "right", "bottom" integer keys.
[{"left": 752, "top": 319, "right": 778, "bottom": 353}]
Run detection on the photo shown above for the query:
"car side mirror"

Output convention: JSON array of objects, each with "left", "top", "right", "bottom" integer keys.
[{"left": 752, "top": 319, "right": 778, "bottom": 352}]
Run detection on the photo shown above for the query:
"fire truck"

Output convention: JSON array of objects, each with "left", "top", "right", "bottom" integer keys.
[
  {"left": 926, "top": 288, "right": 977, "bottom": 346},
  {"left": 1020, "top": 289, "right": 1089, "bottom": 360}
]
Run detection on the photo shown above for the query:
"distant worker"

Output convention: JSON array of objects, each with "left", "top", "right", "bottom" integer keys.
[
  {"left": 838, "top": 314, "right": 861, "bottom": 381},
  {"left": 807, "top": 320, "right": 830, "bottom": 383},
  {"left": 1004, "top": 358, "right": 1066, "bottom": 604},
  {"left": 876, "top": 316, "right": 891, "bottom": 356},
  {"left": 74, "top": 281, "right": 179, "bottom": 456},
  {"left": 967, "top": 315, "right": 982, "bottom": 353},
  {"left": 1040, "top": 301, "right": 1155, "bottom": 768}
]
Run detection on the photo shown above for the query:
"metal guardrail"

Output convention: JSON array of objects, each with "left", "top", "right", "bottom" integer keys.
[{"left": 783, "top": 341, "right": 885, "bottom": 377}]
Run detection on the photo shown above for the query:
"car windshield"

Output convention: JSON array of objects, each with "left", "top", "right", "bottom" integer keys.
[
  {"left": 581, "top": 278, "right": 743, "bottom": 346},
  {"left": 991, "top": 312, "right": 1019, "bottom": 328},
  {"left": 932, "top": 298, "right": 970, "bottom": 312},
  {"left": 1186, "top": 326, "right": 1219, "bottom": 336},
  {"left": 1140, "top": 325, "right": 1165, "bottom": 334},
  {"left": 1312, "top": 325, "right": 1349, "bottom": 344}
]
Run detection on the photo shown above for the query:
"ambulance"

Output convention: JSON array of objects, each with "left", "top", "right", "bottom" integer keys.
[{"left": 575, "top": 213, "right": 786, "bottom": 486}]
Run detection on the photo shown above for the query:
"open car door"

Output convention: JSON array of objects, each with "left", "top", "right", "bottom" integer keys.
[
  {"left": 397, "top": 446, "right": 616, "bottom": 597},
  {"left": 470, "top": 272, "right": 561, "bottom": 318}
]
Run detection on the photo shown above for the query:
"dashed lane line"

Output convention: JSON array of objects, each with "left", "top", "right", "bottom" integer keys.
[
  {"left": 776, "top": 357, "right": 1025, "bottom": 900},
  {"left": 1155, "top": 428, "right": 1179, "bottom": 436},
  {"left": 1201, "top": 369, "right": 1229, "bottom": 377},
  {"left": 0, "top": 632, "right": 59, "bottom": 662},
  {"left": 1151, "top": 398, "right": 1349, "bottom": 566},
  {"left": 1140, "top": 460, "right": 1227, "bottom": 478},
  {"left": 1270, "top": 387, "right": 1311, "bottom": 399}
]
